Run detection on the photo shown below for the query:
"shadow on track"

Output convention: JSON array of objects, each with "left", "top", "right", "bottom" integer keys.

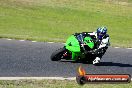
[
  {"left": 60, "top": 60, "right": 132, "bottom": 67},
  {"left": 97, "top": 62, "right": 132, "bottom": 67},
  {"left": 60, "top": 60, "right": 92, "bottom": 64}
]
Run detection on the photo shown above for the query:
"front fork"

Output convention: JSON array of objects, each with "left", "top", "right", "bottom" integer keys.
[
  {"left": 62, "top": 48, "right": 72, "bottom": 60},
  {"left": 63, "top": 46, "right": 84, "bottom": 61},
  {"left": 62, "top": 50, "right": 81, "bottom": 61}
]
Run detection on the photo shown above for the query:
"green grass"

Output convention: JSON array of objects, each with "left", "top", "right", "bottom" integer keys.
[
  {"left": 0, "top": 80, "right": 131, "bottom": 88},
  {"left": 0, "top": 0, "right": 132, "bottom": 47}
]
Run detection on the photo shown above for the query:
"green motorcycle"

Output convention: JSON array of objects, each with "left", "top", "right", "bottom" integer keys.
[{"left": 51, "top": 33, "right": 97, "bottom": 63}]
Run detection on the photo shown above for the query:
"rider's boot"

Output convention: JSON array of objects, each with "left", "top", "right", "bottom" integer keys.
[{"left": 93, "top": 57, "right": 101, "bottom": 65}]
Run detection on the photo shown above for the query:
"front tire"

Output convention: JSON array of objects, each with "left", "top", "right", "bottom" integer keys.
[{"left": 51, "top": 48, "right": 66, "bottom": 61}]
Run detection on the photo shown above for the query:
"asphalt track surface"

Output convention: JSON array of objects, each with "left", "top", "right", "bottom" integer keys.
[{"left": 0, "top": 39, "right": 132, "bottom": 77}]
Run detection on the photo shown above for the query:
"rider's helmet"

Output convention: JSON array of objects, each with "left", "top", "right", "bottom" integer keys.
[{"left": 97, "top": 27, "right": 107, "bottom": 40}]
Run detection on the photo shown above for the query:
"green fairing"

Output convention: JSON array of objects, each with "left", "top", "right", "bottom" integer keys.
[
  {"left": 65, "top": 35, "right": 94, "bottom": 61},
  {"left": 65, "top": 35, "right": 81, "bottom": 60},
  {"left": 84, "top": 37, "right": 94, "bottom": 49},
  {"left": 65, "top": 35, "right": 80, "bottom": 52}
]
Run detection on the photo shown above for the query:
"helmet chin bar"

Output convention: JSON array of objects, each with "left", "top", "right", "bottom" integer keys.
[
  {"left": 97, "top": 33, "right": 104, "bottom": 40},
  {"left": 98, "top": 36, "right": 102, "bottom": 40}
]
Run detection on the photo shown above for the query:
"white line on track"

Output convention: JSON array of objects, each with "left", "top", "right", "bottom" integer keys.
[
  {"left": 0, "top": 77, "right": 131, "bottom": 81},
  {"left": 0, "top": 77, "right": 76, "bottom": 80},
  {"left": 32, "top": 41, "right": 37, "bottom": 42},
  {"left": 4, "top": 38, "right": 132, "bottom": 49},
  {"left": 19, "top": 40, "right": 25, "bottom": 42},
  {"left": 7, "top": 39, "right": 12, "bottom": 40},
  {"left": 127, "top": 48, "right": 132, "bottom": 50},
  {"left": 114, "top": 47, "right": 120, "bottom": 48}
]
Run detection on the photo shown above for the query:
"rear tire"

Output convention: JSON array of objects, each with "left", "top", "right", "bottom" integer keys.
[{"left": 51, "top": 48, "right": 66, "bottom": 61}]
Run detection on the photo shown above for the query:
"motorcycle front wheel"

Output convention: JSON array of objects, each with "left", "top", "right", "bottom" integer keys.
[{"left": 51, "top": 48, "right": 66, "bottom": 61}]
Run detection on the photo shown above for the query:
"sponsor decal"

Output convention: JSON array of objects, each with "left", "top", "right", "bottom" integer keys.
[{"left": 76, "top": 66, "right": 131, "bottom": 85}]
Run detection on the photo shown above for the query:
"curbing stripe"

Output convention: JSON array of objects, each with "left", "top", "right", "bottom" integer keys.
[
  {"left": 0, "top": 77, "right": 131, "bottom": 81},
  {"left": 4, "top": 39, "right": 132, "bottom": 49},
  {"left": 32, "top": 41, "right": 37, "bottom": 42},
  {"left": 0, "top": 77, "right": 76, "bottom": 80},
  {"left": 7, "top": 39, "right": 12, "bottom": 40},
  {"left": 127, "top": 48, "right": 132, "bottom": 50},
  {"left": 19, "top": 40, "right": 25, "bottom": 42},
  {"left": 114, "top": 47, "right": 120, "bottom": 48}
]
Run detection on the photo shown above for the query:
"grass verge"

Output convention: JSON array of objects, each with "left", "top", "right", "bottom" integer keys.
[
  {"left": 0, "top": 0, "right": 132, "bottom": 47},
  {"left": 0, "top": 79, "right": 131, "bottom": 88}
]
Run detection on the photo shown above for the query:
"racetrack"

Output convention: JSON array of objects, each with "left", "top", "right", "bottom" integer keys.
[{"left": 0, "top": 39, "right": 132, "bottom": 77}]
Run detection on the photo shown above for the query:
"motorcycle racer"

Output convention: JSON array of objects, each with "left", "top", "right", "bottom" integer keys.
[
  {"left": 51, "top": 27, "right": 110, "bottom": 65},
  {"left": 76, "top": 27, "right": 110, "bottom": 65}
]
